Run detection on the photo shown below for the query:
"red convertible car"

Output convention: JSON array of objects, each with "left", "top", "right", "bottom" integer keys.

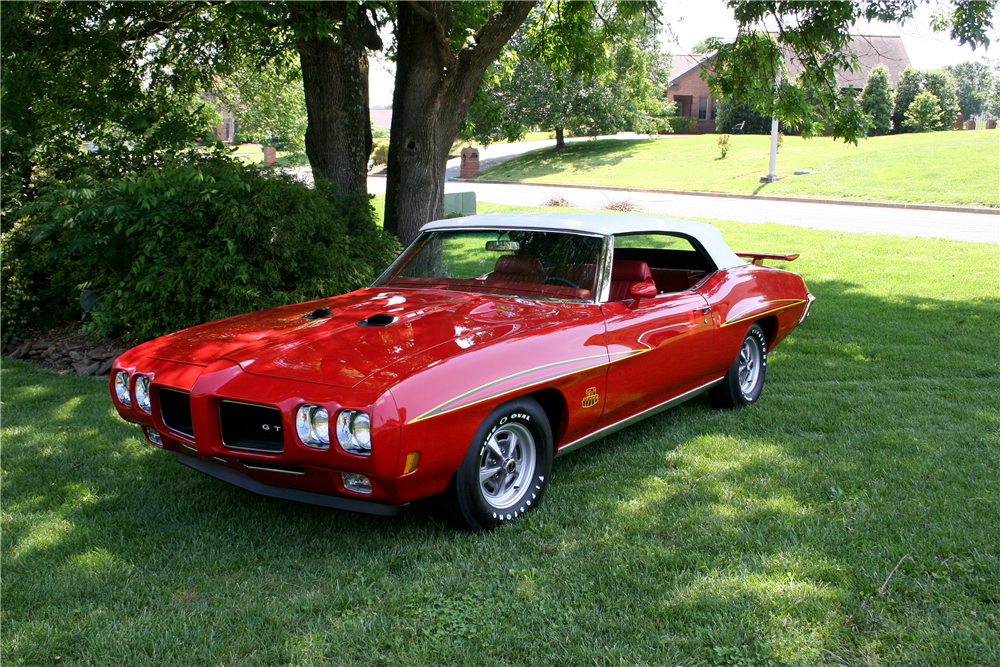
[{"left": 110, "top": 213, "right": 813, "bottom": 530}]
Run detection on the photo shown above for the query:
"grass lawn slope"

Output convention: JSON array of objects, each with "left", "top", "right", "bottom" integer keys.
[
  {"left": 3, "top": 217, "right": 998, "bottom": 665},
  {"left": 476, "top": 130, "right": 1000, "bottom": 208}
]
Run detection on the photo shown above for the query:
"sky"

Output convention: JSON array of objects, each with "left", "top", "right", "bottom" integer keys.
[{"left": 368, "top": 1, "right": 999, "bottom": 108}]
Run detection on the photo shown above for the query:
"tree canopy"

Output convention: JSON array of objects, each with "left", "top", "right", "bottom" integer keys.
[
  {"left": 704, "top": 1, "right": 995, "bottom": 143},
  {"left": 463, "top": 4, "right": 669, "bottom": 150},
  {"left": 4, "top": 0, "right": 996, "bottom": 247},
  {"left": 944, "top": 60, "right": 995, "bottom": 117}
]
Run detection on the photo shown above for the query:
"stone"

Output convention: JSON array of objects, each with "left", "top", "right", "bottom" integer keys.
[
  {"left": 97, "top": 359, "right": 115, "bottom": 376},
  {"left": 12, "top": 342, "right": 32, "bottom": 359},
  {"left": 87, "top": 348, "right": 113, "bottom": 360},
  {"left": 32, "top": 340, "right": 53, "bottom": 350},
  {"left": 68, "top": 350, "right": 84, "bottom": 362},
  {"left": 56, "top": 356, "right": 73, "bottom": 367},
  {"left": 78, "top": 362, "right": 101, "bottom": 376}
]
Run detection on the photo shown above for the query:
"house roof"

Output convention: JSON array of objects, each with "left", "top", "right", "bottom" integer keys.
[
  {"left": 784, "top": 34, "right": 911, "bottom": 88},
  {"left": 667, "top": 34, "right": 911, "bottom": 90},
  {"left": 370, "top": 108, "right": 392, "bottom": 129},
  {"left": 668, "top": 53, "right": 711, "bottom": 84}
]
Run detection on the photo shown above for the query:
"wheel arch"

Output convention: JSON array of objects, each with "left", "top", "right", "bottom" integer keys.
[
  {"left": 754, "top": 315, "right": 778, "bottom": 349},
  {"left": 524, "top": 388, "right": 567, "bottom": 452}
]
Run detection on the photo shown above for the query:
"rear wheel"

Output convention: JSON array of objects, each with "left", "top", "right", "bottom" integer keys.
[
  {"left": 440, "top": 397, "right": 553, "bottom": 531},
  {"left": 710, "top": 324, "right": 767, "bottom": 409}
]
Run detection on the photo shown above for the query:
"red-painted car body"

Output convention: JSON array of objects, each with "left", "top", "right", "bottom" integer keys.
[{"left": 110, "top": 213, "right": 813, "bottom": 523}]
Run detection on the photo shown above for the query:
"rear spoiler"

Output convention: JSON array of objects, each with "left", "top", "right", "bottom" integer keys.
[{"left": 737, "top": 252, "right": 800, "bottom": 266}]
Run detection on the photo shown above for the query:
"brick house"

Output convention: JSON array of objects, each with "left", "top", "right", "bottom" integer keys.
[{"left": 666, "top": 35, "right": 912, "bottom": 133}]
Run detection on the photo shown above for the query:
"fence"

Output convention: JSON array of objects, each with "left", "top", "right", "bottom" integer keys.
[{"left": 961, "top": 113, "right": 998, "bottom": 130}]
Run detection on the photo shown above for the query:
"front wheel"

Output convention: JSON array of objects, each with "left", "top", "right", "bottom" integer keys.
[
  {"left": 710, "top": 324, "right": 767, "bottom": 409},
  {"left": 440, "top": 397, "right": 553, "bottom": 531}
]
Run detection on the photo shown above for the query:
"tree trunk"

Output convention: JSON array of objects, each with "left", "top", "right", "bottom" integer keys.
[
  {"left": 554, "top": 126, "right": 565, "bottom": 150},
  {"left": 384, "top": 1, "right": 535, "bottom": 246},
  {"left": 293, "top": 3, "right": 379, "bottom": 198}
]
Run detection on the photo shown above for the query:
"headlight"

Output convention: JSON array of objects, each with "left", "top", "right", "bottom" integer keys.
[
  {"left": 295, "top": 404, "right": 330, "bottom": 448},
  {"left": 336, "top": 410, "right": 372, "bottom": 455},
  {"left": 134, "top": 375, "right": 151, "bottom": 413},
  {"left": 114, "top": 370, "right": 131, "bottom": 407}
]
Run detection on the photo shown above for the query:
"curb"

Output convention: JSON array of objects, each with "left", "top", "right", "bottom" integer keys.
[{"left": 448, "top": 178, "right": 999, "bottom": 216}]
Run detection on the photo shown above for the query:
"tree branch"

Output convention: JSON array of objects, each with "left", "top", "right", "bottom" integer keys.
[{"left": 123, "top": 3, "right": 201, "bottom": 43}]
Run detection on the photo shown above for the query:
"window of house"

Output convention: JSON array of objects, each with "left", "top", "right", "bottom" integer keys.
[
  {"left": 711, "top": 98, "right": 719, "bottom": 120},
  {"left": 698, "top": 97, "right": 708, "bottom": 120}
]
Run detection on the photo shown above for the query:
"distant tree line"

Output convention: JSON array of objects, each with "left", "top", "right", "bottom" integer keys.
[{"left": 717, "top": 58, "right": 999, "bottom": 137}]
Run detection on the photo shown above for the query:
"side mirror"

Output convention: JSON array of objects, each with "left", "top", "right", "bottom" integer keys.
[{"left": 628, "top": 281, "right": 657, "bottom": 309}]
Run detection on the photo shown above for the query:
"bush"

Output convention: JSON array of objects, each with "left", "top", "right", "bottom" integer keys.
[
  {"left": 659, "top": 116, "right": 699, "bottom": 134},
  {"left": 6, "top": 153, "right": 400, "bottom": 341},
  {"left": 905, "top": 92, "right": 942, "bottom": 132},
  {"left": 715, "top": 101, "right": 772, "bottom": 134},
  {"left": 371, "top": 138, "right": 390, "bottom": 165},
  {"left": 717, "top": 134, "right": 731, "bottom": 158}
]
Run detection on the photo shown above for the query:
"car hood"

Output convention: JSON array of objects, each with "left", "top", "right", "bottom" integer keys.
[{"left": 131, "top": 288, "right": 573, "bottom": 388}]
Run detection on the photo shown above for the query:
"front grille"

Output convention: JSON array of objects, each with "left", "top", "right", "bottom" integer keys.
[
  {"left": 219, "top": 401, "right": 285, "bottom": 453},
  {"left": 159, "top": 388, "right": 194, "bottom": 437}
]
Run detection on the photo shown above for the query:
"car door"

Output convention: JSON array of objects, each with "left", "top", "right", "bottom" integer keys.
[
  {"left": 599, "top": 292, "right": 716, "bottom": 427},
  {"left": 597, "top": 233, "right": 721, "bottom": 428}
]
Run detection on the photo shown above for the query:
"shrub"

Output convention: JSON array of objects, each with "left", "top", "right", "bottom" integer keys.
[
  {"left": 924, "top": 69, "right": 960, "bottom": 130},
  {"left": 7, "top": 153, "right": 400, "bottom": 341},
  {"left": 717, "top": 134, "right": 731, "bottom": 158},
  {"left": 371, "top": 138, "right": 390, "bottom": 165},
  {"left": 661, "top": 116, "right": 698, "bottom": 134},
  {"left": 905, "top": 92, "right": 942, "bottom": 132},
  {"left": 715, "top": 101, "right": 772, "bottom": 134}
]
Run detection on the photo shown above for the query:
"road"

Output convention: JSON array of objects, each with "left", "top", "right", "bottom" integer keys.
[{"left": 367, "top": 175, "right": 999, "bottom": 245}]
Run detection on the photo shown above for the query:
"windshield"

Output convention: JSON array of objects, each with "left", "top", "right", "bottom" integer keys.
[{"left": 376, "top": 229, "right": 603, "bottom": 301}]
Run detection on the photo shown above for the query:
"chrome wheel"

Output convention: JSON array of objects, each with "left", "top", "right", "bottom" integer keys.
[
  {"left": 710, "top": 324, "right": 767, "bottom": 409},
  {"left": 478, "top": 422, "right": 536, "bottom": 508},
  {"left": 738, "top": 336, "right": 762, "bottom": 397}
]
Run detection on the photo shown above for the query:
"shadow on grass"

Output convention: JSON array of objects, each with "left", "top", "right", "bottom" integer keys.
[
  {"left": 478, "top": 139, "right": 654, "bottom": 181},
  {"left": 2, "top": 278, "right": 998, "bottom": 665}
]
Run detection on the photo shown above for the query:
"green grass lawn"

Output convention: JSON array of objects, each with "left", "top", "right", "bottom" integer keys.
[
  {"left": 476, "top": 130, "right": 1000, "bottom": 208},
  {"left": 3, "top": 215, "right": 999, "bottom": 665}
]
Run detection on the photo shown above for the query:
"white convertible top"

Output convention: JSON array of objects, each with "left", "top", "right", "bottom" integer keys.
[{"left": 422, "top": 212, "right": 745, "bottom": 270}]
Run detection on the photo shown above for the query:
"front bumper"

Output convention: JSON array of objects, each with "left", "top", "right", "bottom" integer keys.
[{"left": 177, "top": 452, "right": 408, "bottom": 516}]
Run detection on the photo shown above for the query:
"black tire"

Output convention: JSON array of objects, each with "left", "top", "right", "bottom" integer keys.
[
  {"left": 710, "top": 324, "right": 767, "bottom": 409},
  {"left": 440, "top": 397, "right": 553, "bottom": 531}
]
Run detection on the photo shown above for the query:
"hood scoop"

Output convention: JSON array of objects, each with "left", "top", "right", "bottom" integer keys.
[
  {"left": 356, "top": 313, "right": 398, "bottom": 327},
  {"left": 303, "top": 307, "right": 332, "bottom": 321}
]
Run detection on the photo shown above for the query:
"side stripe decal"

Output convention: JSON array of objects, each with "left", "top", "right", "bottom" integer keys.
[
  {"left": 408, "top": 349, "right": 648, "bottom": 424},
  {"left": 722, "top": 299, "right": 806, "bottom": 328}
]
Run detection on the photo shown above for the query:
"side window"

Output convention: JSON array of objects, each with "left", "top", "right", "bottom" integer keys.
[
  {"left": 612, "top": 233, "right": 716, "bottom": 294},
  {"left": 615, "top": 234, "right": 696, "bottom": 252}
]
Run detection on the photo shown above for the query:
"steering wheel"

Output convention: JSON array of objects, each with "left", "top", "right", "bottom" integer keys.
[{"left": 543, "top": 276, "right": 581, "bottom": 289}]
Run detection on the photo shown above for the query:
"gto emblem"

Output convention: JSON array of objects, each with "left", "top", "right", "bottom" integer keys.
[
  {"left": 582, "top": 387, "right": 599, "bottom": 408},
  {"left": 261, "top": 424, "right": 282, "bottom": 432}
]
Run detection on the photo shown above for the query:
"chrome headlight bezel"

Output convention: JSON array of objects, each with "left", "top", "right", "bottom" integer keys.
[
  {"left": 114, "top": 370, "right": 131, "bottom": 407},
  {"left": 336, "top": 410, "right": 372, "bottom": 455},
  {"left": 295, "top": 404, "right": 330, "bottom": 449},
  {"left": 134, "top": 375, "right": 152, "bottom": 413}
]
